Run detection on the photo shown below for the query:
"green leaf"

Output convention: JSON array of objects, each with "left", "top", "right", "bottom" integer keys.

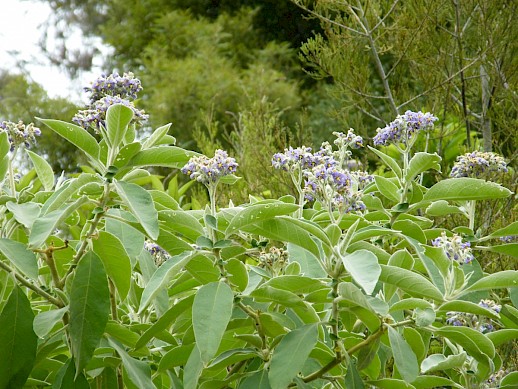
[
  {"left": 403, "top": 327, "right": 426, "bottom": 362},
  {"left": 420, "top": 352, "right": 467, "bottom": 373},
  {"left": 286, "top": 243, "right": 326, "bottom": 278},
  {"left": 412, "top": 375, "right": 463, "bottom": 389},
  {"left": 129, "top": 146, "right": 198, "bottom": 168},
  {"left": 379, "top": 265, "right": 444, "bottom": 302},
  {"left": 344, "top": 359, "right": 365, "bottom": 389},
  {"left": 33, "top": 307, "right": 68, "bottom": 338},
  {"left": 262, "top": 275, "right": 326, "bottom": 295},
  {"left": 414, "top": 308, "right": 436, "bottom": 327},
  {"left": 438, "top": 300, "right": 500, "bottom": 320},
  {"left": 159, "top": 210, "right": 204, "bottom": 242},
  {"left": 225, "top": 202, "right": 299, "bottom": 236},
  {"left": 405, "top": 152, "right": 441, "bottom": 182},
  {"left": 425, "top": 200, "right": 463, "bottom": 217},
  {"left": 193, "top": 282, "right": 234, "bottom": 363},
  {"left": 487, "top": 221, "right": 518, "bottom": 238},
  {"left": 459, "top": 270, "right": 518, "bottom": 295},
  {"left": 184, "top": 346, "right": 204, "bottom": 389},
  {"left": 387, "top": 325, "right": 419, "bottom": 383},
  {"left": 250, "top": 285, "right": 306, "bottom": 308},
  {"left": 6, "top": 201, "right": 41, "bottom": 228},
  {"left": 92, "top": 231, "right": 132, "bottom": 300},
  {"left": 341, "top": 249, "right": 381, "bottom": 295},
  {"left": 389, "top": 298, "right": 433, "bottom": 313},
  {"left": 366, "top": 378, "right": 416, "bottom": 389},
  {"left": 27, "top": 149, "right": 54, "bottom": 191},
  {"left": 0, "top": 286, "right": 38, "bottom": 389},
  {"left": 0, "top": 238, "right": 39, "bottom": 279},
  {"left": 434, "top": 326, "right": 495, "bottom": 359},
  {"left": 158, "top": 344, "right": 195, "bottom": 371},
  {"left": 185, "top": 254, "right": 219, "bottom": 284},
  {"left": 108, "top": 338, "right": 156, "bottom": 389},
  {"left": 486, "top": 329, "right": 518, "bottom": 347},
  {"left": 115, "top": 181, "right": 159, "bottom": 240},
  {"left": 241, "top": 218, "right": 321, "bottom": 258},
  {"left": 423, "top": 178, "right": 512, "bottom": 201},
  {"left": 113, "top": 142, "right": 142, "bottom": 169},
  {"left": 106, "top": 104, "right": 133, "bottom": 149},
  {"left": 105, "top": 212, "right": 145, "bottom": 261},
  {"left": 29, "top": 196, "right": 90, "bottom": 248},
  {"left": 239, "top": 370, "right": 272, "bottom": 389},
  {"left": 0, "top": 131, "right": 9, "bottom": 159},
  {"left": 501, "top": 371, "right": 518, "bottom": 387},
  {"left": 142, "top": 123, "right": 172, "bottom": 149},
  {"left": 104, "top": 321, "right": 140, "bottom": 348},
  {"left": 138, "top": 251, "right": 194, "bottom": 313},
  {"left": 41, "top": 173, "right": 101, "bottom": 215},
  {"left": 368, "top": 146, "right": 402, "bottom": 178},
  {"left": 52, "top": 359, "right": 89, "bottom": 389},
  {"left": 375, "top": 176, "right": 400, "bottom": 203},
  {"left": 69, "top": 251, "right": 110, "bottom": 375},
  {"left": 268, "top": 324, "right": 318, "bottom": 389},
  {"left": 136, "top": 295, "right": 195, "bottom": 349},
  {"left": 38, "top": 118, "right": 100, "bottom": 165},
  {"left": 486, "top": 244, "right": 518, "bottom": 258},
  {"left": 226, "top": 258, "right": 248, "bottom": 292}
]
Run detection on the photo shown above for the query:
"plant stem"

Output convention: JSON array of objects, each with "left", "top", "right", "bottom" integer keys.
[
  {"left": 8, "top": 148, "right": 18, "bottom": 199},
  {"left": 61, "top": 182, "right": 111, "bottom": 283},
  {"left": 109, "top": 279, "right": 118, "bottom": 321},
  {"left": 0, "top": 260, "right": 64, "bottom": 307}
]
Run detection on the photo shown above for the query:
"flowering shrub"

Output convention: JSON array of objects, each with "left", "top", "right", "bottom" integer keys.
[{"left": 0, "top": 73, "right": 516, "bottom": 389}]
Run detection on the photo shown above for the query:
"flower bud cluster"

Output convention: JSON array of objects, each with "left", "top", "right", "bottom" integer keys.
[
  {"left": 258, "top": 247, "right": 288, "bottom": 275},
  {"left": 271, "top": 146, "right": 315, "bottom": 172},
  {"left": 181, "top": 149, "right": 238, "bottom": 186},
  {"left": 333, "top": 129, "right": 363, "bottom": 150},
  {"left": 450, "top": 151, "right": 508, "bottom": 178},
  {"left": 144, "top": 241, "right": 170, "bottom": 267},
  {"left": 446, "top": 299, "right": 501, "bottom": 333},
  {"left": 431, "top": 232, "right": 474, "bottom": 264},
  {"left": 373, "top": 110, "right": 437, "bottom": 146},
  {"left": 0, "top": 120, "right": 41, "bottom": 150},
  {"left": 84, "top": 72, "right": 143, "bottom": 103},
  {"left": 485, "top": 368, "right": 510, "bottom": 388},
  {"left": 73, "top": 72, "right": 148, "bottom": 131}
]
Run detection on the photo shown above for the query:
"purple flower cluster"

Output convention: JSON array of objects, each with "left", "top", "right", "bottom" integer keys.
[
  {"left": 446, "top": 299, "right": 501, "bottom": 334},
  {"left": 73, "top": 96, "right": 149, "bottom": 131},
  {"left": 84, "top": 72, "right": 143, "bottom": 103},
  {"left": 0, "top": 120, "right": 41, "bottom": 150},
  {"left": 333, "top": 129, "right": 363, "bottom": 150},
  {"left": 450, "top": 151, "right": 508, "bottom": 178},
  {"left": 373, "top": 110, "right": 438, "bottom": 146},
  {"left": 144, "top": 241, "right": 170, "bottom": 266},
  {"left": 181, "top": 149, "right": 238, "bottom": 185},
  {"left": 431, "top": 232, "right": 474, "bottom": 264},
  {"left": 73, "top": 72, "right": 148, "bottom": 131},
  {"left": 271, "top": 146, "right": 319, "bottom": 171}
]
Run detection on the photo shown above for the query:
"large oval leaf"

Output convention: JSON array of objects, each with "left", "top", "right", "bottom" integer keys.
[
  {"left": 0, "top": 286, "right": 38, "bottom": 389},
  {"left": 193, "top": 282, "right": 234, "bottom": 363},
  {"left": 106, "top": 104, "right": 133, "bottom": 149},
  {"left": 92, "top": 231, "right": 132, "bottom": 300},
  {"left": 38, "top": 118, "right": 100, "bottom": 165},
  {"left": 69, "top": 251, "right": 110, "bottom": 374},
  {"left": 115, "top": 181, "right": 159, "bottom": 240},
  {"left": 138, "top": 251, "right": 194, "bottom": 313},
  {"left": 0, "top": 238, "right": 38, "bottom": 280},
  {"left": 423, "top": 178, "right": 512, "bottom": 201},
  {"left": 128, "top": 146, "right": 198, "bottom": 168},
  {"left": 387, "top": 325, "right": 419, "bottom": 383},
  {"left": 268, "top": 324, "right": 318, "bottom": 389},
  {"left": 27, "top": 149, "right": 54, "bottom": 191},
  {"left": 341, "top": 249, "right": 381, "bottom": 295},
  {"left": 379, "top": 265, "right": 444, "bottom": 302}
]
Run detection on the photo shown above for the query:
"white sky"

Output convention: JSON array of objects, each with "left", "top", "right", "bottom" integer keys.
[{"left": 0, "top": 0, "right": 104, "bottom": 103}]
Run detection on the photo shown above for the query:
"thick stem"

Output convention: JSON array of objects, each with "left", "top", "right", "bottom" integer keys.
[{"left": 0, "top": 260, "right": 64, "bottom": 307}]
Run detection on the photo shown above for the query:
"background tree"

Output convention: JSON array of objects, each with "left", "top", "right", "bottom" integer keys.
[
  {"left": 292, "top": 0, "right": 517, "bottom": 161},
  {"left": 0, "top": 71, "right": 81, "bottom": 171}
]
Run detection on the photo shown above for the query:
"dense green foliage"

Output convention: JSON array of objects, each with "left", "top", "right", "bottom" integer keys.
[{"left": 0, "top": 68, "right": 516, "bottom": 387}]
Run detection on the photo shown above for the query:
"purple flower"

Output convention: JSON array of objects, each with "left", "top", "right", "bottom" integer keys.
[
  {"left": 85, "top": 72, "right": 143, "bottom": 103},
  {"left": 432, "top": 232, "right": 474, "bottom": 264},
  {"left": 0, "top": 120, "right": 41, "bottom": 150},
  {"left": 181, "top": 149, "right": 238, "bottom": 185},
  {"left": 450, "top": 151, "right": 508, "bottom": 179},
  {"left": 373, "top": 111, "right": 438, "bottom": 146}
]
